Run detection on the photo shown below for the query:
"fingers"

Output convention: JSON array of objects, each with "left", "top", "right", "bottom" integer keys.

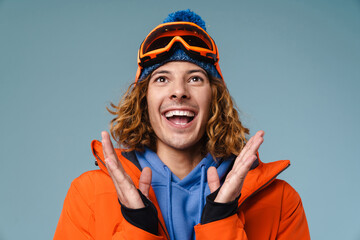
[
  {"left": 101, "top": 131, "right": 125, "bottom": 181},
  {"left": 139, "top": 167, "right": 152, "bottom": 198},
  {"left": 233, "top": 154, "right": 257, "bottom": 184},
  {"left": 207, "top": 166, "right": 221, "bottom": 193},
  {"left": 234, "top": 130, "right": 264, "bottom": 170},
  {"left": 101, "top": 131, "right": 117, "bottom": 162},
  {"left": 232, "top": 130, "right": 264, "bottom": 179},
  {"left": 243, "top": 131, "right": 264, "bottom": 156},
  {"left": 101, "top": 131, "right": 144, "bottom": 209}
]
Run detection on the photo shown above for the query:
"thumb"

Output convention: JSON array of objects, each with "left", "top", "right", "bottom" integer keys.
[
  {"left": 207, "top": 166, "right": 220, "bottom": 193},
  {"left": 139, "top": 167, "right": 152, "bottom": 198}
]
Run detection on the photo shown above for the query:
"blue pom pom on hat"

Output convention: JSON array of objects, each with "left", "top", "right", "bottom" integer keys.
[
  {"left": 163, "top": 9, "right": 206, "bottom": 30},
  {"left": 138, "top": 9, "right": 222, "bottom": 81}
]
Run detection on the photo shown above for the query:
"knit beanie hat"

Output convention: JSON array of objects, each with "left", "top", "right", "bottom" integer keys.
[{"left": 137, "top": 9, "right": 222, "bottom": 82}]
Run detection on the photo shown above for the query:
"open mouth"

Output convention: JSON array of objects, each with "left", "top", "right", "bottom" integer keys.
[{"left": 164, "top": 110, "right": 195, "bottom": 126}]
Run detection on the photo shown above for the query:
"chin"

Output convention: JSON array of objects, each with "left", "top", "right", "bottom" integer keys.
[{"left": 157, "top": 133, "right": 205, "bottom": 152}]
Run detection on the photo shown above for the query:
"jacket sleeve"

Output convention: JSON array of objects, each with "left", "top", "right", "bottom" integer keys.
[
  {"left": 112, "top": 221, "right": 165, "bottom": 240},
  {"left": 277, "top": 182, "right": 310, "bottom": 240},
  {"left": 194, "top": 180, "right": 310, "bottom": 240},
  {"left": 194, "top": 211, "right": 248, "bottom": 240},
  {"left": 54, "top": 180, "right": 96, "bottom": 240},
  {"left": 54, "top": 173, "right": 167, "bottom": 240}
]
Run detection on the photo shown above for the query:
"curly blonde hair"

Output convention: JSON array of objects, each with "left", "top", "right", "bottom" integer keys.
[{"left": 108, "top": 76, "right": 249, "bottom": 158}]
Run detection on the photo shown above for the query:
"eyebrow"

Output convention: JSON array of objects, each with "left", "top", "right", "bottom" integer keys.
[
  {"left": 187, "top": 69, "right": 207, "bottom": 75},
  {"left": 151, "top": 70, "right": 170, "bottom": 77}
]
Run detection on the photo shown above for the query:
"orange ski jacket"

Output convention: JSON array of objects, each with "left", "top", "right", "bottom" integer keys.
[{"left": 54, "top": 140, "right": 310, "bottom": 240}]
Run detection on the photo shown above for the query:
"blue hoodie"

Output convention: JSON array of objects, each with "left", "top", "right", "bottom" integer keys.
[{"left": 135, "top": 147, "right": 234, "bottom": 240}]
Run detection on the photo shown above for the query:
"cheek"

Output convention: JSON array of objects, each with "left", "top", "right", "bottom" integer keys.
[
  {"left": 146, "top": 100, "right": 155, "bottom": 123},
  {"left": 199, "top": 87, "right": 212, "bottom": 118},
  {"left": 146, "top": 92, "right": 161, "bottom": 123}
]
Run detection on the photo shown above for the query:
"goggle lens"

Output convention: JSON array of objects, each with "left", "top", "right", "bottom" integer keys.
[
  {"left": 141, "top": 23, "right": 214, "bottom": 56},
  {"left": 145, "top": 35, "right": 211, "bottom": 53},
  {"left": 181, "top": 35, "right": 210, "bottom": 49}
]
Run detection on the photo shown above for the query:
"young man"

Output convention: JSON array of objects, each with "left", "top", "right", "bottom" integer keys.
[{"left": 54, "top": 10, "right": 310, "bottom": 240}]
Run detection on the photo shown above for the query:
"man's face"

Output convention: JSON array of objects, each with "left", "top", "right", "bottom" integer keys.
[{"left": 146, "top": 61, "right": 212, "bottom": 153}]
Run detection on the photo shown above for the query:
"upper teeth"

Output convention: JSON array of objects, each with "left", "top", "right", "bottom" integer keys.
[{"left": 165, "top": 110, "right": 195, "bottom": 118}]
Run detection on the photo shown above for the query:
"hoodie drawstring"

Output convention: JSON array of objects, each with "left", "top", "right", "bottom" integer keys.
[
  {"left": 165, "top": 166, "right": 175, "bottom": 240},
  {"left": 198, "top": 164, "right": 206, "bottom": 223}
]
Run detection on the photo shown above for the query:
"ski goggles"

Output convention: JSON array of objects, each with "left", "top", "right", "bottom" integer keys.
[{"left": 135, "top": 21, "right": 223, "bottom": 82}]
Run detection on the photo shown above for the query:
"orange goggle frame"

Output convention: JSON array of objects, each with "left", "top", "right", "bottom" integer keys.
[{"left": 135, "top": 21, "right": 223, "bottom": 82}]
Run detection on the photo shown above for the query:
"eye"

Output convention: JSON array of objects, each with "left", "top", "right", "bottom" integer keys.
[
  {"left": 189, "top": 76, "right": 203, "bottom": 82},
  {"left": 154, "top": 77, "right": 167, "bottom": 83}
]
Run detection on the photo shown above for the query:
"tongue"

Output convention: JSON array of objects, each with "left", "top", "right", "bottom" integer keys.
[{"left": 168, "top": 116, "right": 190, "bottom": 125}]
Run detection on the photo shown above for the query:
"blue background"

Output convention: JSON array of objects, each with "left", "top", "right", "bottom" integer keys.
[{"left": 1, "top": 0, "right": 359, "bottom": 239}]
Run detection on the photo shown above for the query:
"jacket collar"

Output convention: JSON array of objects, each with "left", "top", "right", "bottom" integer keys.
[
  {"left": 238, "top": 156, "right": 290, "bottom": 206},
  {"left": 91, "top": 140, "right": 142, "bottom": 182}
]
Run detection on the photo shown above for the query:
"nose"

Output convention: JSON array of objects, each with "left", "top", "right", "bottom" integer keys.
[{"left": 170, "top": 80, "right": 189, "bottom": 100}]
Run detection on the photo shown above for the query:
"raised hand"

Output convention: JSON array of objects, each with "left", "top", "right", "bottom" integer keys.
[
  {"left": 101, "top": 131, "right": 152, "bottom": 208},
  {"left": 207, "top": 130, "right": 265, "bottom": 203}
]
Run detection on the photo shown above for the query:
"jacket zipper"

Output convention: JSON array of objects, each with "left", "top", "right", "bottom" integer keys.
[{"left": 158, "top": 218, "right": 170, "bottom": 240}]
